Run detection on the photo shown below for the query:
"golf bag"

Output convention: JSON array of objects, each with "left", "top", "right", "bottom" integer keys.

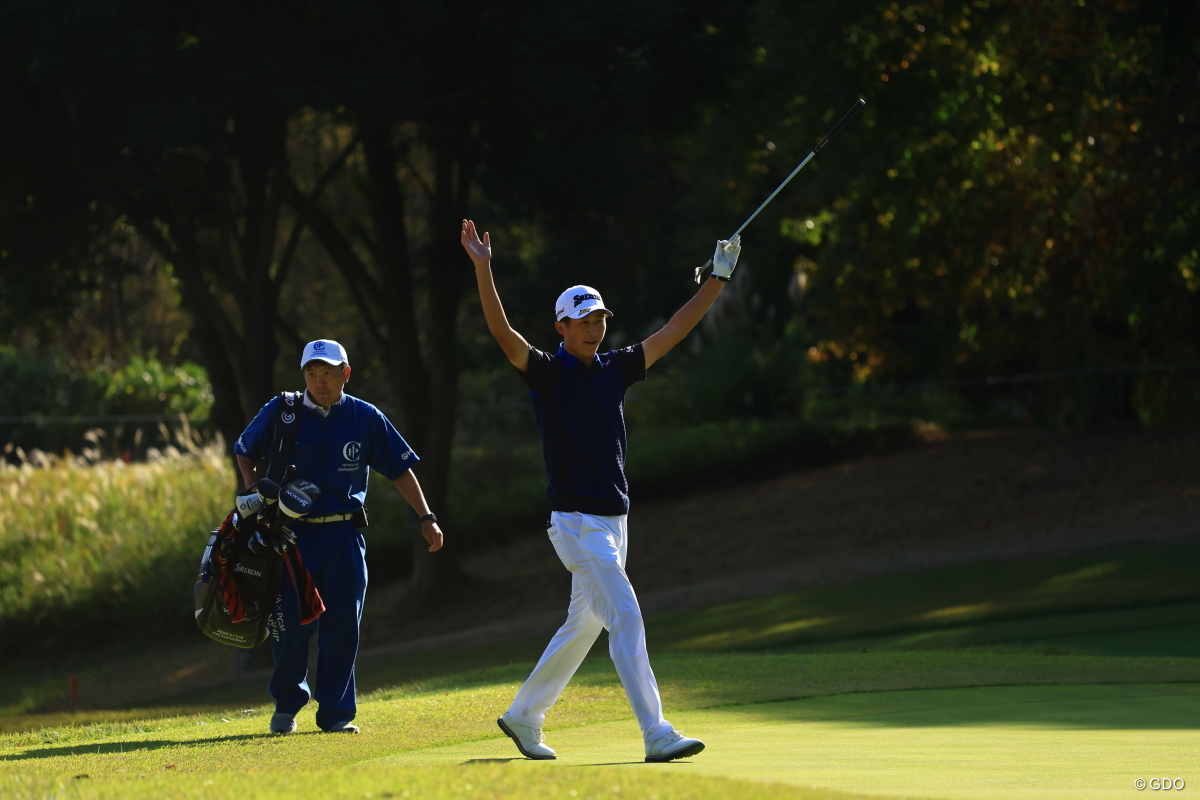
[{"left": 194, "top": 392, "right": 325, "bottom": 649}]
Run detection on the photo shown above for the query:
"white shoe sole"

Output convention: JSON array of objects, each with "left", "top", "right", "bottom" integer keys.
[
  {"left": 497, "top": 717, "right": 556, "bottom": 760},
  {"left": 646, "top": 740, "right": 705, "bottom": 762}
]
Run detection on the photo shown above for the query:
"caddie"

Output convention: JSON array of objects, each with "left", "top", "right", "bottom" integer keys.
[
  {"left": 233, "top": 339, "right": 444, "bottom": 734},
  {"left": 459, "top": 218, "right": 741, "bottom": 762}
]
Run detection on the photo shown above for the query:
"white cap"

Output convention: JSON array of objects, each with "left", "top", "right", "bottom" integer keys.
[
  {"left": 555, "top": 285, "right": 613, "bottom": 321},
  {"left": 300, "top": 339, "right": 349, "bottom": 369}
]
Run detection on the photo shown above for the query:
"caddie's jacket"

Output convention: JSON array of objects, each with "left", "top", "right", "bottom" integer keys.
[{"left": 234, "top": 392, "right": 418, "bottom": 518}]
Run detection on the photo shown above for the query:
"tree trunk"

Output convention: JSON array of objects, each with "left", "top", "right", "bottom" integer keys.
[
  {"left": 125, "top": 105, "right": 291, "bottom": 469},
  {"left": 405, "top": 132, "right": 473, "bottom": 604},
  {"left": 360, "top": 124, "right": 431, "bottom": 437},
  {"left": 282, "top": 118, "right": 475, "bottom": 610}
]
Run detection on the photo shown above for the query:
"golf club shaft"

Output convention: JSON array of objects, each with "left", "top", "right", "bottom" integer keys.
[
  {"left": 731, "top": 150, "right": 816, "bottom": 239},
  {"left": 695, "top": 98, "right": 866, "bottom": 282}
]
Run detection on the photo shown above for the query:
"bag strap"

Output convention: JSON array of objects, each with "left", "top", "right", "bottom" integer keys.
[{"left": 266, "top": 391, "right": 303, "bottom": 484}]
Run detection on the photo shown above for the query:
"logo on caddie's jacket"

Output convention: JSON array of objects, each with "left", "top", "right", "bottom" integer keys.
[
  {"left": 573, "top": 293, "right": 600, "bottom": 307},
  {"left": 233, "top": 563, "right": 263, "bottom": 578},
  {"left": 343, "top": 441, "right": 361, "bottom": 461}
]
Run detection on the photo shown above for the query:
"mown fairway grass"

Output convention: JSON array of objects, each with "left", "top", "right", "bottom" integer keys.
[
  {"left": 11, "top": 539, "right": 1198, "bottom": 722},
  {"left": 3, "top": 651, "right": 1198, "bottom": 799},
  {"left": 4, "top": 476, "right": 1197, "bottom": 799},
  {"left": 1, "top": 765, "right": 869, "bottom": 800},
  {"left": 646, "top": 542, "right": 1200, "bottom": 654},
  {"left": 382, "top": 683, "right": 1200, "bottom": 800}
]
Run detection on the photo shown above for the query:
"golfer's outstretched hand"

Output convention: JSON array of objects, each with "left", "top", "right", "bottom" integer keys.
[
  {"left": 711, "top": 234, "right": 742, "bottom": 281},
  {"left": 461, "top": 219, "right": 491, "bottom": 268},
  {"left": 422, "top": 519, "right": 444, "bottom": 552}
]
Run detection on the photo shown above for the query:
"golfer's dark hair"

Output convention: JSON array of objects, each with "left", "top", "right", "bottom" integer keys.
[{"left": 302, "top": 360, "right": 348, "bottom": 372}]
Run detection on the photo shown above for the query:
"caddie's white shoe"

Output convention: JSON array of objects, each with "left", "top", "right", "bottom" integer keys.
[
  {"left": 645, "top": 730, "right": 705, "bottom": 762},
  {"left": 269, "top": 712, "right": 296, "bottom": 734},
  {"left": 497, "top": 712, "right": 556, "bottom": 760}
]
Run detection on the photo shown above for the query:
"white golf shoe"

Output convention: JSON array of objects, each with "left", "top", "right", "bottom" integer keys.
[
  {"left": 497, "top": 712, "right": 556, "bottom": 760},
  {"left": 269, "top": 712, "right": 296, "bottom": 734},
  {"left": 645, "top": 730, "right": 705, "bottom": 762}
]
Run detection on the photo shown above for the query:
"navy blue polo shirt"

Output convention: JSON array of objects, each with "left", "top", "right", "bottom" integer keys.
[
  {"left": 519, "top": 342, "right": 646, "bottom": 516},
  {"left": 234, "top": 392, "right": 418, "bottom": 517}
]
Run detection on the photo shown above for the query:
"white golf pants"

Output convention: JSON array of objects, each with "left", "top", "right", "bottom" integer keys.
[{"left": 507, "top": 511, "right": 673, "bottom": 745}]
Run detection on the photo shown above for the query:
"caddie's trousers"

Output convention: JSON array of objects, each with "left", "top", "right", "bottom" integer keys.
[
  {"left": 507, "top": 511, "right": 673, "bottom": 746},
  {"left": 268, "top": 519, "right": 367, "bottom": 731}
]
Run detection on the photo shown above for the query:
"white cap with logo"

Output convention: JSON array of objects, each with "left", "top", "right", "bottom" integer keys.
[
  {"left": 555, "top": 285, "right": 613, "bottom": 321},
  {"left": 300, "top": 339, "right": 350, "bottom": 369}
]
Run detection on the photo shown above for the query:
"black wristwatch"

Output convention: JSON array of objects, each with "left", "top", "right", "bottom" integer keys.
[{"left": 420, "top": 512, "right": 437, "bottom": 524}]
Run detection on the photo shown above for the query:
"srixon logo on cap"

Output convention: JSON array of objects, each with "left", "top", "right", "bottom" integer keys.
[{"left": 573, "top": 293, "right": 600, "bottom": 307}]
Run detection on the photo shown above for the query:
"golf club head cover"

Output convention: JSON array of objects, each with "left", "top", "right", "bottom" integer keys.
[
  {"left": 279, "top": 480, "right": 316, "bottom": 519},
  {"left": 711, "top": 234, "right": 742, "bottom": 281},
  {"left": 255, "top": 478, "right": 281, "bottom": 503},
  {"left": 234, "top": 486, "right": 264, "bottom": 518},
  {"left": 287, "top": 479, "right": 321, "bottom": 501}
]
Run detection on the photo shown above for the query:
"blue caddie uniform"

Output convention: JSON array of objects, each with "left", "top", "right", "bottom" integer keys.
[{"left": 234, "top": 392, "right": 418, "bottom": 730}]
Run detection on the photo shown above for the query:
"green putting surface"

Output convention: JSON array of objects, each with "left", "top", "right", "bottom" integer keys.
[{"left": 372, "top": 683, "right": 1200, "bottom": 799}]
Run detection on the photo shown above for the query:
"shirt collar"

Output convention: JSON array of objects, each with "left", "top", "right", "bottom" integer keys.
[
  {"left": 556, "top": 342, "right": 599, "bottom": 369},
  {"left": 303, "top": 390, "right": 345, "bottom": 417}
]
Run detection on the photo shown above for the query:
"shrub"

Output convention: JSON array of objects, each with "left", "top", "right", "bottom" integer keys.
[{"left": 0, "top": 445, "right": 229, "bottom": 657}]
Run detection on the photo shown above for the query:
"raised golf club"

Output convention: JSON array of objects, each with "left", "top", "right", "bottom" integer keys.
[{"left": 696, "top": 98, "right": 866, "bottom": 282}]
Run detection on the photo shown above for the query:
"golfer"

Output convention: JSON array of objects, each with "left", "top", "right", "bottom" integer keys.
[
  {"left": 460, "top": 219, "right": 740, "bottom": 762},
  {"left": 234, "top": 339, "right": 444, "bottom": 734}
]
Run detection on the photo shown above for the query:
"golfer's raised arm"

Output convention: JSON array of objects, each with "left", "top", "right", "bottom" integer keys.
[
  {"left": 641, "top": 277, "right": 725, "bottom": 369},
  {"left": 642, "top": 236, "right": 742, "bottom": 369},
  {"left": 462, "top": 219, "right": 531, "bottom": 371}
]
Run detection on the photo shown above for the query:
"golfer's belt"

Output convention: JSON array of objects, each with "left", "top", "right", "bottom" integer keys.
[{"left": 304, "top": 513, "right": 354, "bottom": 524}]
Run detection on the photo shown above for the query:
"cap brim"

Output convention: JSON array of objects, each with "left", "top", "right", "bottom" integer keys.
[
  {"left": 562, "top": 304, "right": 614, "bottom": 320},
  {"left": 302, "top": 356, "right": 345, "bottom": 367}
]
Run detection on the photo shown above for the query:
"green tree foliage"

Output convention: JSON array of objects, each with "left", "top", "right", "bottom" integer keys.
[
  {"left": 266, "top": 1, "right": 747, "bottom": 597},
  {"left": 681, "top": 0, "right": 1200, "bottom": 395},
  {"left": 0, "top": 347, "right": 212, "bottom": 455},
  {"left": 0, "top": 1, "right": 321, "bottom": 448}
]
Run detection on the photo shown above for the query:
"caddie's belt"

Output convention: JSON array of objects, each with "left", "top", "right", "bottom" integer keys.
[{"left": 303, "top": 513, "right": 354, "bottom": 524}]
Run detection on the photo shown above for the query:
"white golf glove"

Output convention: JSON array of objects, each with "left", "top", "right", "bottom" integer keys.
[
  {"left": 711, "top": 234, "right": 742, "bottom": 281},
  {"left": 235, "top": 487, "right": 264, "bottom": 519}
]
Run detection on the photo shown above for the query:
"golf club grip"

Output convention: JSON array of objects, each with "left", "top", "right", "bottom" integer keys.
[{"left": 813, "top": 99, "right": 865, "bottom": 153}]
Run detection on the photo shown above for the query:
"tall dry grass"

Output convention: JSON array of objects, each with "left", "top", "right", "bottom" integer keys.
[{"left": 0, "top": 430, "right": 231, "bottom": 657}]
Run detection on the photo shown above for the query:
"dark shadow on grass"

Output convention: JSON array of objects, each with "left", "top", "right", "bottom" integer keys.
[
  {"left": 1, "top": 731, "right": 319, "bottom": 761},
  {"left": 460, "top": 758, "right": 524, "bottom": 764},
  {"left": 714, "top": 683, "right": 1200, "bottom": 730},
  {"left": 581, "top": 761, "right": 696, "bottom": 766}
]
